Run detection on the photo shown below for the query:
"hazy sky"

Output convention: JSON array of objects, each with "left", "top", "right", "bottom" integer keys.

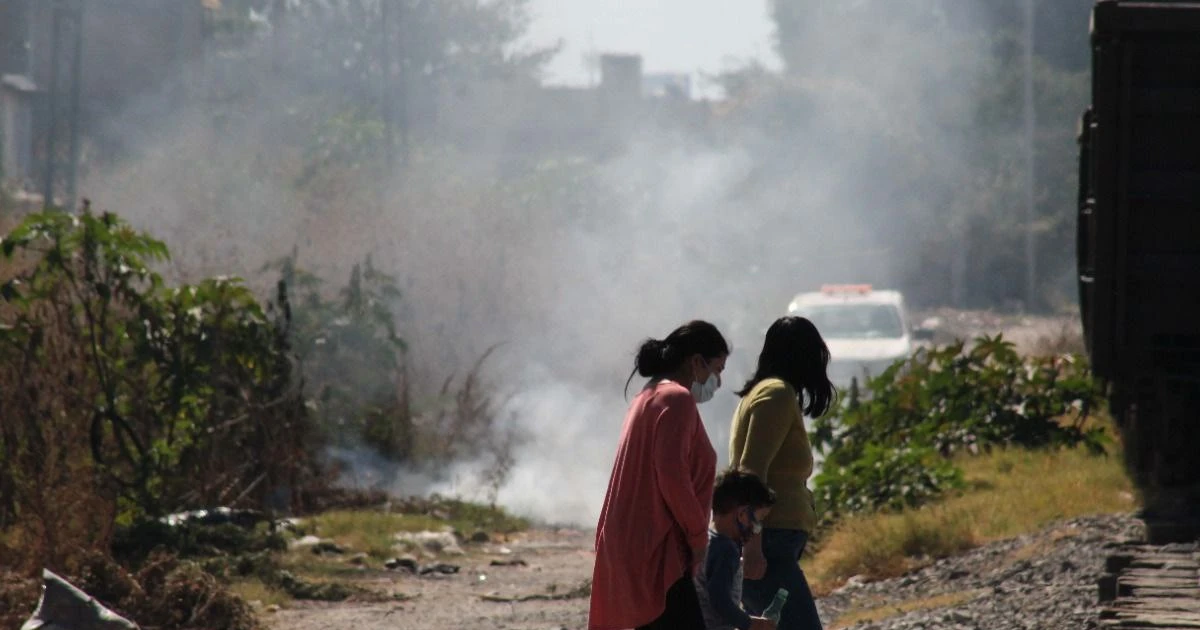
[{"left": 525, "top": 0, "right": 782, "bottom": 95}]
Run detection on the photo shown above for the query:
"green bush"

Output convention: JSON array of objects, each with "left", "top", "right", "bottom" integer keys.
[
  {"left": 812, "top": 335, "right": 1107, "bottom": 522},
  {"left": 0, "top": 208, "right": 519, "bottom": 578},
  {"left": 0, "top": 209, "right": 310, "bottom": 537},
  {"left": 265, "top": 251, "right": 414, "bottom": 461},
  {"left": 265, "top": 251, "right": 522, "bottom": 486},
  {"left": 814, "top": 444, "right": 964, "bottom": 516}
]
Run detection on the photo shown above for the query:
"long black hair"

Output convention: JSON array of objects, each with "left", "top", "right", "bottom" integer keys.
[
  {"left": 736, "top": 316, "right": 836, "bottom": 417},
  {"left": 625, "top": 320, "right": 730, "bottom": 395}
]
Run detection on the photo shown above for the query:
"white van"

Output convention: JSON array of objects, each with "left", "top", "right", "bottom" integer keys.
[{"left": 787, "top": 285, "right": 930, "bottom": 390}]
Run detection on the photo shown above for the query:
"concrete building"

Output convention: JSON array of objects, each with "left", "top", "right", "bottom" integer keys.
[
  {"left": 0, "top": 0, "right": 205, "bottom": 193},
  {"left": 431, "top": 53, "right": 711, "bottom": 162},
  {"left": 643, "top": 72, "right": 692, "bottom": 100},
  {"left": 0, "top": 74, "right": 37, "bottom": 186}
]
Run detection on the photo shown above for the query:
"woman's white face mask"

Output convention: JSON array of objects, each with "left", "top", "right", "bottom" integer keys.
[{"left": 690, "top": 359, "right": 720, "bottom": 404}]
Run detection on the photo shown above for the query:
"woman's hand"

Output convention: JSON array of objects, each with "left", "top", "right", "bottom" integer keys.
[{"left": 743, "top": 532, "right": 767, "bottom": 580}]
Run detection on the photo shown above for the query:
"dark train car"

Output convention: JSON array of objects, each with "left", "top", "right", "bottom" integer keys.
[{"left": 1079, "top": 0, "right": 1200, "bottom": 542}]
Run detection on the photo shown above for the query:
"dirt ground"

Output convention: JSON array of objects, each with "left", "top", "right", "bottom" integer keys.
[
  {"left": 265, "top": 311, "right": 1088, "bottom": 630},
  {"left": 267, "top": 528, "right": 594, "bottom": 630}
]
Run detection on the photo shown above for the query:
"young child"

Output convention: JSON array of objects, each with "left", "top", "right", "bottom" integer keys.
[{"left": 695, "top": 468, "right": 778, "bottom": 630}]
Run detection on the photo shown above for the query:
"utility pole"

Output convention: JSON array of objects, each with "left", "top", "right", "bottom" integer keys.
[
  {"left": 395, "top": 0, "right": 409, "bottom": 166},
  {"left": 1023, "top": 0, "right": 1038, "bottom": 311},
  {"left": 380, "top": 0, "right": 395, "bottom": 169},
  {"left": 65, "top": 0, "right": 83, "bottom": 212},
  {"left": 41, "top": 0, "right": 65, "bottom": 209}
]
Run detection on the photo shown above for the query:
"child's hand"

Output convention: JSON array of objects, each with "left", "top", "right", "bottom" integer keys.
[{"left": 749, "top": 616, "right": 777, "bottom": 630}]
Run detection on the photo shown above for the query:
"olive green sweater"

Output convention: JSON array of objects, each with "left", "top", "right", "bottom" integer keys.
[{"left": 729, "top": 378, "right": 817, "bottom": 532}]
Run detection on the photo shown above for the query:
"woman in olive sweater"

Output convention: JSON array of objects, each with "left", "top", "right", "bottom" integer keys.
[{"left": 729, "top": 316, "right": 836, "bottom": 630}]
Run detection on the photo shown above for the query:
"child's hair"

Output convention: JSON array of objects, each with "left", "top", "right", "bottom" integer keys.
[{"left": 711, "top": 468, "right": 776, "bottom": 515}]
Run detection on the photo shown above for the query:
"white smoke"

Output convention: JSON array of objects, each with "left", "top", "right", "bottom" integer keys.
[{"left": 71, "top": 1, "right": 1025, "bottom": 527}]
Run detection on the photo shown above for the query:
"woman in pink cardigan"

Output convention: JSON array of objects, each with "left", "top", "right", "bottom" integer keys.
[{"left": 590, "top": 320, "right": 730, "bottom": 630}]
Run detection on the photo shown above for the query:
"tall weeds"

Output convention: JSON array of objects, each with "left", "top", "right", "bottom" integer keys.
[
  {"left": 0, "top": 209, "right": 520, "bottom": 578},
  {"left": 0, "top": 209, "right": 312, "bottom": 574}
]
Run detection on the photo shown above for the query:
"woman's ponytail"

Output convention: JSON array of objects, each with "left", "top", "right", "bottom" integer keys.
[
  {"left": 634, "top": 338, "right": 671, "bottom": 377},
  {"left": 624, "top": 321, "right": 730, "bottom": 397}
]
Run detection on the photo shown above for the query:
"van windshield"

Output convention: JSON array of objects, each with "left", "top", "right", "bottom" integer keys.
[{"left": 796, "top": 304, "right": 905, "bottom": 339}]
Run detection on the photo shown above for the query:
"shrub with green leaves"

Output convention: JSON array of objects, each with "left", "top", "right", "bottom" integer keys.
[
  {"left": 814, "top": 444, "right": 964, "bottom": 517},
  {"left": 0, "top": 209, "right": 521, "bottom": 577},
  {"left": 811, "top": 335, "right": 1107, "bottom": 522},
  {"left": 0, "top": 209, "right": 311, "bottom": 534},
  {"left": 263, "top": 251, "right": 522, "bottom": 488},
  {"left": 265, "top": 251, "right": 413, "bottom": 461}
]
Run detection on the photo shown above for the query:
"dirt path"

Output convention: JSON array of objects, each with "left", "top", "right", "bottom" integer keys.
[
  {"left": 266, "top": 311, "right": 1092, "bottom": 630},
  {"left": 267, "top": 528, "right": 593, "bottom": 630},
  {"left": 267, "top": 513, "right": 1138, "bottom": 630}
]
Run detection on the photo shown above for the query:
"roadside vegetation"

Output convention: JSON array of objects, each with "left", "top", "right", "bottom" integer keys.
[
  {"left": 807, "top": 442, "right": 1134, "bottom": 590},
  {"left": 0, "top": 1, "right": 1122, "bottom": 624},
  {"left": 804, "top": 337, "right": 1135, "bottom": 593},
  {"left": 814, "top": 336, "right": 1108, "bottom": 520},
  {"left": 0, "top": 203, "right": 1136, "bottom": 627},
  {"left": 0, "top": 207, "right": 525, "bottom": 628}
]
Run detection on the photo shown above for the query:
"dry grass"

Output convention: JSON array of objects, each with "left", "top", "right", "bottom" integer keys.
[
  {"left": 300, "top": 503, "right": 526, "bottom": 560},
  {"left": 830, "top": 589, "right": 986, "bottom": 629},
  {"left": 0, "top": 572, "right": 40, "bottom": 629},
  {"left": 1028, "top": 320, "right": 1087, "bottom": 356},
  {"left": 806, "top": 443, "right": 1137, "bottom": 591},
  {"left": 280, "top": 553, "right": 373, "bottom": 581},
  {"left": 305, "top": 510, "right": 473, "bottom": 559},
  {"left": 1003, "top": 526, "right": 1082, "bottom": 566},
  {"left": 228, "top": 578, "right": 291, "bottom": 609},
  {"left": 307, "top": 510, "right": 449, "bottom": 558}
]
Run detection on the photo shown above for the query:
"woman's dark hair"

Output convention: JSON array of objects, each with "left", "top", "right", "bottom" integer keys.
[
  {"left": 625, "top": 320, "right": 730, "bottom": 395},
  {"left": 736, "top": 316, "right": 836, "bottom": 417}
]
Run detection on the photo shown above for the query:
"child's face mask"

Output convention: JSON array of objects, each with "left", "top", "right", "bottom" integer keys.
[{"left": 738, "top": 507, "right": 763, "bottom": 539}]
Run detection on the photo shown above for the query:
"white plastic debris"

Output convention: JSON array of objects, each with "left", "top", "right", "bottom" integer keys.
[
  {"left": 21, "top": 569, "right": 137, "bottom": 630},
  {"left": 394, "top": 530, "right": 465, "bottom": 556},
  {"left": 289, "top": 535, "right": 324, "bottom": 549}
]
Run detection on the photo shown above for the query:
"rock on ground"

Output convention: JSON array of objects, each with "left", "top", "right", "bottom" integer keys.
[{"left": 819, "top": 513, "right": 1144, "bottom": 630}]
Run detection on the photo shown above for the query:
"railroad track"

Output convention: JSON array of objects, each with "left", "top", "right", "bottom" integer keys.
[{"left": 1098, "top": 533, "right": 1200, "bottom": 629}]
